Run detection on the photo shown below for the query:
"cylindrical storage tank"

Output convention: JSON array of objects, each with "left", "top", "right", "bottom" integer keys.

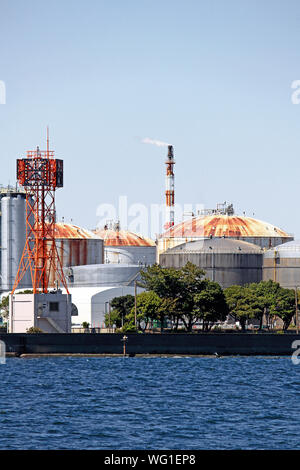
[
  {"left": 64, "top": 263, "right": 142, "bottom": 287},
  {"left": 263, "top": 241, "right": 300, "bottom": 288},
  {"left": 47, "top": 223, "right": 104, "bottom": 287},
  {"left": 158, "top": 215, "right": 293, "bottom": 258},
  {"left": 1, "top": 193, "right": 32, "bottom": 291},
  {"left": 94, "top": 228, "right": 156, "bottom": 265},
  {"left": 159, "top": 238, "right": 263, "bottom": 289}
]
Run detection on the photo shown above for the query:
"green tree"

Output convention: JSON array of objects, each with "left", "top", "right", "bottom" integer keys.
[
  {"left": 26, "top": 327, "right": 43, "bottom": 333},
  {"left": 127, "top": 291, "right": 161, "bottom": 331},
  {"left": 224, "top": 285, "right": 261, "bottom": 331},
  {"left": 225, "top": 281, "right": 299, "bottom": 331},
  {"left": 141, "top": 262, "right": 226, "bottom": 332},
  {"left": 140, "top": 263, "right": 182, "bottom": 330},
  {"left": 140, "top": 264, "right": 182, "bottom": 298},
  {"left": 247, "top": 281, "right": 281, "bottom": 329},
  {"left": 247, "top": 281, "right": 298, "bottom": 330},
  {"left": 105, "top": 295, "right": 135, "bottom": 328},
  {"left": 141, "top": 262, "right": 207, "bottom": 330},
  {"left": 126, "top": 291, "right": 178, "bottom": 332},
  {"left": 193, "top": 281, "right": 228, "bottom": 331},
  {"left": 0, "top": 295, "right": 9, "bottom": 321},
  {"left": 175, "top": 263, "right": 212, "bottom": 331},
  {"left": 121, "top": 322, "right": 137, "bottom": 333},
  {"left": 269, "top": 287, "right": 297, "bottom": 330}
]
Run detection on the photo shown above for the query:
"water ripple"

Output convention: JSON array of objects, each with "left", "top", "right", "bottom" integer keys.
[{"left": 0, "top": 356, "right": 299, "bottom": 449}]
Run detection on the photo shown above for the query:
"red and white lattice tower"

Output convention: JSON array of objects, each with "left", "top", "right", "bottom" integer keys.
[{"left": 11, "top": 131, "right": 69, "bottom": 294}]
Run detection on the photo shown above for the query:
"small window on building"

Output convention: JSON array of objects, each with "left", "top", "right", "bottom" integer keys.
[{"left": 49, "top": 302, "right": 59, "bottom": 312}]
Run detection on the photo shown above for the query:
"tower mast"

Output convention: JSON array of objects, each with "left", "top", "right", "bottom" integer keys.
[
  {"left": 164, "top": 145, "right": 175, "bottom": 230},
  {"left": 12, "top": 132, "right": 69, "bottom": 294}
]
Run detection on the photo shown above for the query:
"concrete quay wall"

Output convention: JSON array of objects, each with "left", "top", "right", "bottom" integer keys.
[{"left": 0, "top": 332, "right": 299, "bottom": 356}]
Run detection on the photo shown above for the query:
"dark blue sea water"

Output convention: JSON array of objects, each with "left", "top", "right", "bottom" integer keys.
[{"left": 0, "top": 356, "right": 299, "bottom": 450}]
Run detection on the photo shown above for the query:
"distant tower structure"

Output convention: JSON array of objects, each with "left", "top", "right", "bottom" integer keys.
[
  {"left": 11, "top": 130, "right": 69, "bottom": 294},
  {"left": 164, "top": 145, "right": 175, "bottom": 230}
]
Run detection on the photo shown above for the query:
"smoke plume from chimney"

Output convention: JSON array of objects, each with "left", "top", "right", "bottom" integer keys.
[{"left": 141, "top": 137, "right": 169, "bottom": 147}]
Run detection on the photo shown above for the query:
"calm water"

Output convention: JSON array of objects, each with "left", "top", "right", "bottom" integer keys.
[{"left": 0, "top": 356, "right": 299, "bottom": 449}]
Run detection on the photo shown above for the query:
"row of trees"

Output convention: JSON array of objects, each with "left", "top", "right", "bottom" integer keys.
[
  {"left": 105, "top": 262, "right": 300, "bottom": 332},
  {"left": 225, "top": 282, "right": 297, "bottom": 330}
]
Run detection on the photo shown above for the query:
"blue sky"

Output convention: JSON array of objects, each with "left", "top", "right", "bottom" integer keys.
[{"left": 1, "top": 0, "right": 300, "bottom": 238}]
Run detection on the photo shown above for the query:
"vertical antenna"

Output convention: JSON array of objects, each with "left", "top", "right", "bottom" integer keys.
[{"left": 47, "top": 126, "right": 49, "bottom": 158}]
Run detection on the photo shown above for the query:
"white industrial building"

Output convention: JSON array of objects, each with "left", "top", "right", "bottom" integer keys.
[
  {"left": 9, "top": 290, "right": 75, "bottom": 333},
  {"left": 64, "top": 286, "right": 143, "bottom": 328}
]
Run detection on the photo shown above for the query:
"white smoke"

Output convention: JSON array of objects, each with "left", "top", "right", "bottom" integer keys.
[{"left": 141, "top": 137, "right": 169, "bottom": 147}]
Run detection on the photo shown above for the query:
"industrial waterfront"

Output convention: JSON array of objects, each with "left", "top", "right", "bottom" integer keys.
[
  {"left": 1, "top": 141, "right": 300, "bottom": 335},
  {"left": 2, "top": 0, "right": 300, "bottom": 456}
]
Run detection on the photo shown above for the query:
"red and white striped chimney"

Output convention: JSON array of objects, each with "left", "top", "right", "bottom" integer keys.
[{"left": 164, "top": 145, "right": 175, "bottom": 230}]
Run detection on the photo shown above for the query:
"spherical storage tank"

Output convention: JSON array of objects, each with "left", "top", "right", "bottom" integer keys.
[
  {"left": 159, "top": 238, "right": 263, "bottom": 289},
  {"left": 263, "top": 240, "right": 300, "bottom": 288},
  {"left": 94, "top": 226, "right": 156, "bottom": 265},
  {"left": 158, "top": 214, "right": 293, "bottom": 256}
]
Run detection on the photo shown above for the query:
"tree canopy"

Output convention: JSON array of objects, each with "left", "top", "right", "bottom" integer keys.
[
  {"left": 225, "top": 281, "right": 299, "bottom": 330},
  {"left": 107, "top": 265, "right": 299, "bottom": 333},
  {"left": 104, "top": 294, "right": 135, "bottom": 328},
  {"left": 139, "top": 262, "right": 227, "bottom": 331}
]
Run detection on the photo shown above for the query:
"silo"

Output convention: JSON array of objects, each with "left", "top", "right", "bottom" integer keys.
[
  {"left": 1, "top": 192, "right": 32, "bottom": 291},
  {"left": 263, "top": 241, "right": 300, "bottom": 288},
  {"left": 94, "top": 226, "right": 156, "bottom": 266},
  {"left": 159, "top": 238, "right": 263, "bottom": 288},
  {"left": 47, "top": 222, "right": 104, "bottom": 287}
]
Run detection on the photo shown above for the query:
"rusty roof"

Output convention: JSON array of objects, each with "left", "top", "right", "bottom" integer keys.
[
  {"left": 160, "top": 215, "right": 291, "bottom": 239},
  {"left": 94, "top": 228, "right": 155, "bottom": 247},
  {"left": 54, "top": 223, "right": 102, "bottom": 240}
]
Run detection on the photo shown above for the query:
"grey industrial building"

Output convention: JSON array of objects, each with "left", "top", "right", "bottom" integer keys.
[
  {"left": 263, "top": 240, "right": 300, "bottom": 288},
  {"left": 159, "top": 238, "right": 264, "bottom": 288}
]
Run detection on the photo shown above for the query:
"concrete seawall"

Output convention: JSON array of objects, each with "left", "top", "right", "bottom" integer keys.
[{"left": 0, "top": 332, "right": 299, "bottom": 356}]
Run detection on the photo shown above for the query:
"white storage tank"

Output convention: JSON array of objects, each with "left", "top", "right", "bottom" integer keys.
[
  {"left": 47, "top": 222, "right": 104, "bottom": 287},
  {"left": 1, "top": 191, "right": 32, "bottom": 291},
  {"left": 94, "top": 225, "right": 156, "bottom": 266},
  {"left": 263, "top": 240, "right": 300, "bottom": 288}
]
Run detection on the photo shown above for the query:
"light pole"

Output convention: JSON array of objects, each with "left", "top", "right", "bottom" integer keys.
[
  {"left": 108, "top": 302, "right": 111, "bottom": 333},
  {"left": 209, "top": 246, "right": 214, "bottom": 282},
  {"left": 121, "top": 335, "right": 128, "bottom": 356},
  {"left": 105, "top": 301, "right": 111, "bottom": 332},
  {"left": 134, "top": 280, "right": 137, "bottom": 330}
]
